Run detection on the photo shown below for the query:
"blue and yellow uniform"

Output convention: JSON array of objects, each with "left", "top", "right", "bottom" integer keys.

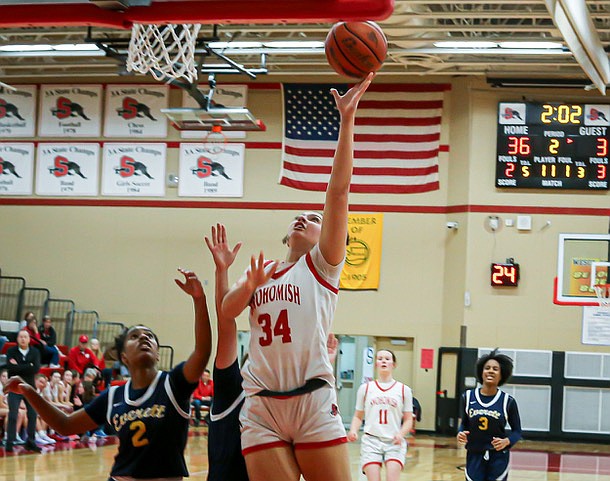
[
  {"left": 85, "top": 362, "right": 197, "bottom": 479},
  {"left": 207, "top": 359, "right": 248, "bottom": 481},
  {"left": 459, "top": 388, "right": 522, "bottom": 481}
]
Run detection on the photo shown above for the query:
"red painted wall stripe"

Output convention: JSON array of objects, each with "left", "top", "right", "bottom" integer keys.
[{"left": 1, "top": 199, "right": 609, "bottom": 216}]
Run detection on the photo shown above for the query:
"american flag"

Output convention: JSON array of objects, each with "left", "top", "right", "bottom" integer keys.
[{"left": 280, "top": 83, "right": 449, "bottom": 194}]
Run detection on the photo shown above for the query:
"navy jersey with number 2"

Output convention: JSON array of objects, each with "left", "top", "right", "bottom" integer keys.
[{"left": 85, "top": 362, "right": 197, "bottom": 479}]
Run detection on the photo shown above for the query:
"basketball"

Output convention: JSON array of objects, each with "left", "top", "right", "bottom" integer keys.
[{"left": 324, "top": 21, "right": 387, "bottom": 78}]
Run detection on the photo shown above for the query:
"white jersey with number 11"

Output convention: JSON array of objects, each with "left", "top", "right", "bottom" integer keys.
[{"left": 356, "top": 380, "right": 413, "bottom": 441}]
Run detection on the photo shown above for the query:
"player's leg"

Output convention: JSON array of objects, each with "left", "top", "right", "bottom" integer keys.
[
  {"left": 486, "top": 450, "right": 510, "bottom": 481},
  {"left": 384, "top": 437, "right": 407, "bottom": 481},
  {"left": 385, "top": 460, "right": 402, "bottom": 481},
  {"left": 241, "top": 395, "right": 301, "bottom": 481},
  {"left": 464, "top": 451, "right": 486, "bottom": 481},
  {"left": 363, "top": 462, "right": 383, "bottom": 481},
  {"left": 244, "top": 446, "right": 301, "bottom": 481},
  {"left": 360, "top": 433, "right": 384, "bottom": 481},
  {"left": 295, "top": 443, "right": 352, "bottom": 481}
]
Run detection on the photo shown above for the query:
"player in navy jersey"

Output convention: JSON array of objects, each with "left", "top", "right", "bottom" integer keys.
[
  {"left": 5, "top": 268, "right": 212, "bottom": 480},
  {"left": 457, "top": 349, "right": 522, "bottom": 481},
  {"left": 204, "top": 223, "right": 248, "bottom": 481}
]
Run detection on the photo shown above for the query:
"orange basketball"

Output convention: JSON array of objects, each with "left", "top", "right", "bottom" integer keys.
[{"left": 325, "top": 21, "right": 387, "bottom": 78}]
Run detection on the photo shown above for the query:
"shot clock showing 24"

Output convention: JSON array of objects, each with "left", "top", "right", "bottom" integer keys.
[{"left": 496, "top": 102, "right": 609, "bottom": 190}]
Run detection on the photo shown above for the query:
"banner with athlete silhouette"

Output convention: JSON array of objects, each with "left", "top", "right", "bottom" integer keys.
[
  {"left": 104, "top": 85, "right": 169, "bottom": 138},
  {"left": 102, "top": 143, "right": 166, "bottom": 196},
  {"left": 0, "top": 85, "right": 37, "bottom": 138},
  {"left": 39, "top": 85, "right": 103, "bottom": 137},
  {"left": 0, "top": 143, "right": 34, "bottom": 195},
  {"left": 178, "top": 143, "right": 245, "bottom": 197},
  {"left": 340, "top": 213, "right": 383, "bottom": 290},
  {"left": 280, "top": 83, "right": 449, "bottom": 194},
  {"left": 36, "top": 143, "right": 99, "bottom": 196}
]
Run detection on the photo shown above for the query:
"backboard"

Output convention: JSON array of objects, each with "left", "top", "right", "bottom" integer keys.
[
  {"left": 554, "top": 233, "right": 610, "bottom": 306},
  {"left": 161, "top": 107, "right": 266, "bottom": 132}
]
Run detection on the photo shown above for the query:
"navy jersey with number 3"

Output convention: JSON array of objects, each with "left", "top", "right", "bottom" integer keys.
[
  {"left": 85, "top": 363, "right": 197, "bottom": 478},
  {"left": 461, "top": 388, "right": 520, "bottom": 452}
]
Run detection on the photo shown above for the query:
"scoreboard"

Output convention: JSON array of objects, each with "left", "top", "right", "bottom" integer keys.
[{"left": 496, "top": 102, "right": 609, "bottom": 190}]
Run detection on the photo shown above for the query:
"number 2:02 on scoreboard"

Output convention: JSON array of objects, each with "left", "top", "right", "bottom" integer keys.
[{"left": 496, "top": 102, "right": 609, "bottom": 190}]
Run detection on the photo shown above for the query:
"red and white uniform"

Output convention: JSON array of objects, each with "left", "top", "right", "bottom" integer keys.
[
  {"left": 355, "top": 380, "right": 413, "bottom": 471},
  {"left": 240, "top": 244, "right": 346, "bottom": 453},
  {"left": 241, "top": 244, "right": 341, "bottom": 395}
]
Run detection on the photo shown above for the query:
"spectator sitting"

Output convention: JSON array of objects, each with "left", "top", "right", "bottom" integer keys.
[
  {"left": 89, "top": 339, "right": 105, "bottom": 368},
  {"left": 103, "top": 344, "right": 129, "bottom": 380},
  {"left": 0, "top": 368, "right": 7, "bottom": 395},
  {"left": 0, "top": 329, "right": 8, "bottom": 354},
  {"left": 19, "top": 311, "right": 36, "bottom": 330},
  {"left": 39, "top": 315, "right": 62, "bottom": 359},
  {"left": 191, "top": 368, "right": 214, "bottom": 426},
  {"left": 60, "top": 369, "right": 75, "bottom": 405},
  {"left": 34, "top": 374, "right": 56, "bottom": 445},
  {"left": 1, "top": 369, "right": 27, "bottom": 446},
  {"left": 48, "top": 371, "right": 73, "bottom": 414},
  {"left": 25, "top": 317, "right": 60, "bottom": 368},
  {"left": 81, "top": 367, "right": 106, "bottom": 438},
  {"left": 68, "top": 335, "right": 97, "bottom": 375}
]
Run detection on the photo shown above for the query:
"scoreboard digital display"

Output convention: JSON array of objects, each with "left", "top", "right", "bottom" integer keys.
[{"left": 496, "top": 102, "right": 609, "bottom": 190}]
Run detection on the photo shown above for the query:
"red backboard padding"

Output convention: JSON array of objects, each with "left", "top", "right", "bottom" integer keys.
[{"left": 0, "top": 0, "right": 394, "bottom": 29}]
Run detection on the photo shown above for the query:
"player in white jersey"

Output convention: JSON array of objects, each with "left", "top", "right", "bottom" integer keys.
[
  {"left": 348, "top": 350, "right": 413, "bottom": 481},
  {"left": 222, "top": 73, "right": 375, "bottom": 481}
]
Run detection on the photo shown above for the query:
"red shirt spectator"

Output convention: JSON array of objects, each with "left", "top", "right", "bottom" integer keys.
[
  {"left": 68, "top": 335, "right": 98, "bottom": 375},
  {"left": 193, "top": 370, "right": 214, "bottom": 401},
  {"left": 24, "top": 320, "right": 43, "bottom": 348}
]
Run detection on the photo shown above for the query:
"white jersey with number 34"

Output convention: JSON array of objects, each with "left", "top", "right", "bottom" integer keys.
[
  {"left": 356, "top": 380, "right": 413, "bottom": 441},
  {"left": 241, "top": 244, "right": 343, "bottom": 395}
]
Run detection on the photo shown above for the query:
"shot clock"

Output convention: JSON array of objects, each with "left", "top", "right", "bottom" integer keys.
[
  {"left": 491, "top": 260, "right": 520, "bottom": 287},
  {"left": 496, "top": 102, "right": 609, "bottom": 190}
]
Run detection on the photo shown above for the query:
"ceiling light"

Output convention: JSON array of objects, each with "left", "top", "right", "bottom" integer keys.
[
  {"left": 0, "top": 44, "right": 53, "bottom": 52},
  {"left": 499, "top": 41, "right": 563, "bottom": 49},
  {"left": 433, "top": 41, "right": 497, "bottom": 49},
  {"left": 208, "top": 41, "right": 263, "bottom": 49},
  {"left": 53, "top": 43, "right": 101, "bottom": 51},
  {"left": 0, "top": 43, "right": 101, "bottom": 53},
  {"left": 264, "top": 41, "right": 324, "bottom": 49}
]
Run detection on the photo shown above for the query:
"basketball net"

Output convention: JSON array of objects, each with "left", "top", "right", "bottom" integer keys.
[
  {"left": 593, "top": 284, "right": 610, "bottom": 310},
  {"left": 203, "top": 125, "right": 227, "bottom": 155},
  {"left": 126, "top": 23, "right": 202, "bottom": 83}
]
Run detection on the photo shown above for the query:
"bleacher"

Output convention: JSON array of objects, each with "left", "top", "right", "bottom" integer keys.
[{"left": 0, "top": 267, "right": 174, "bottom": 371}]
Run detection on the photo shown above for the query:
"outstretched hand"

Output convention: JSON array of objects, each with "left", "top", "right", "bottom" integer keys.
[
  {"left": 175, "top": 268, "right": 205, "bottom": 299},
  {"left": 205, "top": 223, "right": 242, "bottom": 270},
  {"left": 331, "top": 72, "right": 375, "bottom": 119},
  {"left": 245, "top": 251, "right": 277, "bottom": 292},
  {"left": 5, "top": 376, "right": 29, "bottom": 395}
]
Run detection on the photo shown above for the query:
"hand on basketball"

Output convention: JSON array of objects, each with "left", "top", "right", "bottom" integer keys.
[
  {"left": 457, "top": 430, "right": 469, "bottom": 445},
  {"left": 492, "top": 437, "right": 510, "bottom": 451},
  {"left": 175, "top": 268, "right": 205, "bottom": 299},
  {"left": 245, "top": 252, "right": 277, "bottom": 292},
  {"left": 347, "top": 430, "right": 358, "bottom": 442},
  {"left": 205, "top": 223, "right": 242, "bottom": 270},
  {"left": 5, "top": 376, "right": 29, "bottom": 395},
  {"left": 331, "top": 72, "right": 374, "bottom": 119}
]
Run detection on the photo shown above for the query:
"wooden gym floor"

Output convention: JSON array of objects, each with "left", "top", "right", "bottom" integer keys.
[{"left": 2, "top": 430, "right": 610, "bottom": 480}]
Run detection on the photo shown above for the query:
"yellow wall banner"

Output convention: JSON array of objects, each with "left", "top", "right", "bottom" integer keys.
[{"left": 340, "top": 213, "right": 383, "bottom": 290}]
